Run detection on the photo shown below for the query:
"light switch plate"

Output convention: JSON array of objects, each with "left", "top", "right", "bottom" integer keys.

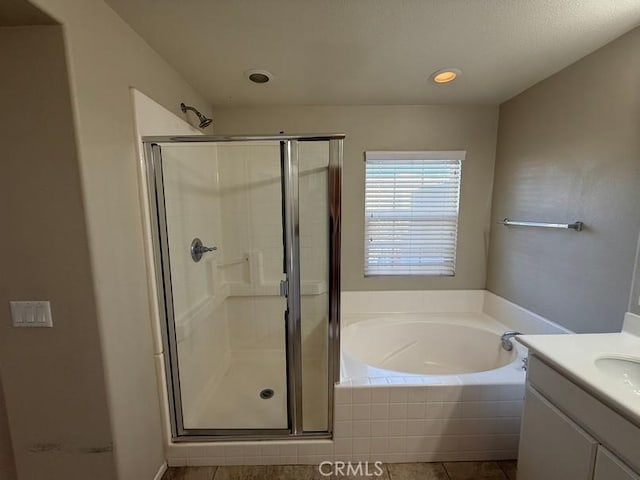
[{"left": 9, "top": 301, "right": 53, "bottom": 328}]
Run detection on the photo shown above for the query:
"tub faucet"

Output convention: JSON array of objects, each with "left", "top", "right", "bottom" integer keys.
[{"left": 501, "top": 331, "right": 522, "bottom": 351}]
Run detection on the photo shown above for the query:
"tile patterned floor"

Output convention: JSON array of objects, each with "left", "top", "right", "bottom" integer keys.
[{"left": 163, "top": 461, "right": 518, "bottom": 480}]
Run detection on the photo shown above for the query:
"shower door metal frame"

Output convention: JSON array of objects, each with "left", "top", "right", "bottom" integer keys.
[{"left": 143, "top": 134, "right": 343, "bottom": 441}]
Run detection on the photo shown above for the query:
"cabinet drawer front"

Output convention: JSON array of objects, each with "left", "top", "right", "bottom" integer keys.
[
  {"left": 528, "top": 355, "right": 640, "bottom": 472},
  {"left": 595, "top": 447, "right": 640, "bottom": 480},
  {"left": 518, "top": 385, "right": 597, "bottom": 480}
]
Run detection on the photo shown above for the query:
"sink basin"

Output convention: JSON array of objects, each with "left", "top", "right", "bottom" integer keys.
[{"left": 595, "top": 357, "right": 640, "bottom": 395}]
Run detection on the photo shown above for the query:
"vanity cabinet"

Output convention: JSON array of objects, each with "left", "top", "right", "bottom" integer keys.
[
  {"left": 594, "top": 447, "right": 640, "bottom": 480},
  {"left": 518, "top": 355, "right": 640, "bottom": 480},
  {"left": 518, "top": 386, "right": 597, "bottom": 480}
]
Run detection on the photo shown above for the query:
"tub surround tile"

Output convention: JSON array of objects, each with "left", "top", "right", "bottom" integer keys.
[
  {"left": 371, "top": 420, "right": 389, "bottom": 436},
  {"left": 371, "top": 404, "right": 389, "bottom": 419},
  {"left": 352, "top": 388, "right": 372, "bottom": 404},
  {"left": 406, "top": 420, "right": 426, "bottom": 436},
  {"left": 388, "top": 436, "right": 407, "bottom": 453},
  {"left": 327, "top": 382, "right": 522, "bottom": 462},
  {"left": 388, "top": 420, "right": 407, "bottom": 436},
  {"left": 389, "top": 388, "right": 409, "bottom": 404},
  {"left": 352, "top": 437, "right": 371, "bottom": 454},
  {"left": 335, "top": 387, "right": 352, "bottom": 405},
  {"left": 334, "top": 438, "right": 352, "bottom": 455},
  {"left": 352, "top": 404, "right": 371, "bottom": 420},
  {"left": 406, "top": 389, "right": 427, "bottom": 403},
  {"left": 370, "top": 437, "right": 389, "bottom": 454},
  {"left": 352, "top": 421, "right": 372, "bottom": 437},
  {"left": 371, "top": 388, "right": 390, "bottom": 403},
  {"left": 188, "top": 458, "right": 225, "bottom": 467},
  {"left": 334, "top": 421, "right": 353, "bottom": 437},
  {"left": 389, "top": 403, "right": 408, "bottom": 419},
  {"left": 335, "top": 404, "right": 352, "bottom": 421},
  {"left": 407, "top": 403, "right": 425, "bottom": 419}
]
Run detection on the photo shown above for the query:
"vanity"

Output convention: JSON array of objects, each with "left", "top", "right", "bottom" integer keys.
[{"left": 517, "top": 313, "right": 640, "bottom": 480}]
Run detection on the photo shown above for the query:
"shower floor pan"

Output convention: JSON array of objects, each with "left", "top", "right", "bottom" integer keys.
[{"left": 182, "top": 349, "right": 327, "bottom": 431}]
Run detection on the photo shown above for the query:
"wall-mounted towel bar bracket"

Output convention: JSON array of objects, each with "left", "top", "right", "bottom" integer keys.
[{"left": 497, "top": 218, "right": 584, "bottom": 231}]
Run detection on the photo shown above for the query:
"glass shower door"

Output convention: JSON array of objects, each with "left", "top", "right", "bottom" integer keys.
[
  {"left": 155, "top": 141, "right": 289, "bottom": 433},
  {"left": 146, "top": 134, "right": 343, "bottom": 439}
]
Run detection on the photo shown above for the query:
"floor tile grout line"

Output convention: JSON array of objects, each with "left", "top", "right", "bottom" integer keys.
[
  {"left": 444, "top": 462, "right": 453, "bottom": 480},
  {"left": 497, "top": 460, "right": 516, "bottom": 480},
  {"left": 443, "top": 462, "right": 452, "bottom": 479}
]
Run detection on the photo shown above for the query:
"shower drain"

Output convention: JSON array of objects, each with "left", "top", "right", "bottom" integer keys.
[{"left": 259, "top": 388, "right": 274, "bottom": 399}]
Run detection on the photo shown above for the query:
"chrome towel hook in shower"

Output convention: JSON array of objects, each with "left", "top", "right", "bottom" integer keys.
[{"left": 190, "top": 238, "right": 217, "bottom": 262}]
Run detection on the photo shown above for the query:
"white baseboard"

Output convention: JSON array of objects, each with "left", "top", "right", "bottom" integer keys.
[{"left": 153, "top": 462, "right": 168, "bottom": 480}]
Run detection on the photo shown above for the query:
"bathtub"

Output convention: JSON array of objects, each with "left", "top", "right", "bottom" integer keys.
[
  {"left": 341, "top": 313, "right": 525, "bottom": 382},
  {"left": 334, "top": 295, "right": 538, "bottom": 463}
]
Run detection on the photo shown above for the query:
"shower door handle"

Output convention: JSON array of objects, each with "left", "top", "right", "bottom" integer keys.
[{"left": 279, "top": 279, "right": 289, "bottom": 297}]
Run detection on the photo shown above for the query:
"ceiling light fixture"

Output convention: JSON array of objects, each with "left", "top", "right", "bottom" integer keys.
[
  {"left": 431, "top": 68, "right": 462, "bottom": 84},
  {"left": 246, "top": 69, "right": 273, "bottom": 84}
]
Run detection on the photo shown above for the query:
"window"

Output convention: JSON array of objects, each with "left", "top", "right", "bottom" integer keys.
[{"left": 364, "top": 151, "right": 464, "bottom": 276}]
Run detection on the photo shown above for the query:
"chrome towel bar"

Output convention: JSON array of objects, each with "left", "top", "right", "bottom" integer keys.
[{"left": 497, "top": 218, "right": 584, "bottom": 231}]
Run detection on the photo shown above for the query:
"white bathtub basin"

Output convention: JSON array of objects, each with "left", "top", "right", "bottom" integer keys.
[{"left": 341, "top": 313, "right": 523, "bottom": 380}]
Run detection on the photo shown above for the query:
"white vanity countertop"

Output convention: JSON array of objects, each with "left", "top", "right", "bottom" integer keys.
[{"left": 518, "top": 312, "right": 640, "bottom": 427}]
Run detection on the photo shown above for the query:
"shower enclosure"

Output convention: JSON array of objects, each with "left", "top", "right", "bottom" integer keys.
[{"left": 144, "top": 134, "right": 343, "bottom": 440}]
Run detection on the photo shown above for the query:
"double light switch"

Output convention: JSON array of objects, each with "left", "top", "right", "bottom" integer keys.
[{"left": 9, "top": 301, "right": 53, "bottom": 327}]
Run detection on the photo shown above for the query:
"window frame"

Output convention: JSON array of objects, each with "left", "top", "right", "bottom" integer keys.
[{"left": 363, "top": 150, "right": 465, "bottom": 277}]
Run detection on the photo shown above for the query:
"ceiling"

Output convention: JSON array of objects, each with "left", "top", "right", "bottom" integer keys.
[
  {"left": 104, "top": 0, "right": 640, "bottom": 106},
  {"left": 1, "top": 0, "right": 56, "bottom": 26}
]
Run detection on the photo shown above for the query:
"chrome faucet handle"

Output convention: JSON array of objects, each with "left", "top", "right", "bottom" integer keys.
[
  {"left": 500, "top": 331, "right": 522, "bottom": 352},
  {"left": 190, "top": 238, "right": 217, "bottom": 262}
]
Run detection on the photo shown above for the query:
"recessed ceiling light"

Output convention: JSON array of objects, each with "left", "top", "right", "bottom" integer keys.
[
  {"left": 431, "top": 68, "right": 462, "bottom": 84},
  {"left": 246, "top": 69, "right": 273, "bottom": 84}
]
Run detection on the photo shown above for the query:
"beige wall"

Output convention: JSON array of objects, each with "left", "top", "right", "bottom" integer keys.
[
  {"left": 0, "top": 377, "right": 16, "bottom": 480},
  {"left": 487, "top": 27, "right": 640, "bottom": 333},
  {"left": 213, "top": 105, "right": 499, "bottom": 291},
  {"left": 0, "top": 25, "right": 116, "bottom": 479},
  {"left": 3, "top": 0, "right": 214, "bottom": 478}
]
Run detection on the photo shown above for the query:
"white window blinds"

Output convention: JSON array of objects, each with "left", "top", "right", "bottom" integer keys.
[{"left": 364, "top": 151, "right": 464, "bottom": 276}]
